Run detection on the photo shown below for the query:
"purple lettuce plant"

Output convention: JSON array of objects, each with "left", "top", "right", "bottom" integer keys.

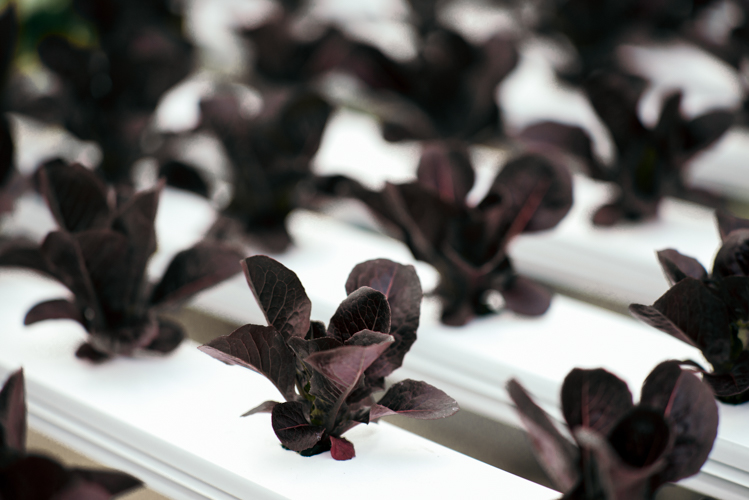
[
  {"left": 521, "top": 71, "right": 733, "bottom": 226},
  {"left": 241, "top": 0, "right": 517, "bottom": 143},
  {"left": 198, "top": 87, "right": 332, "bottom": 252},
  {"left": 319, "top": 141, "right": 573, "bottom": 325},
  {"left": 0, "top": 160, "right": 243, "bottom": 361},
  {"left": 28, "top": 0, "right": 193, "bottom": 184},
  {"left": 0, "top": 369, "right": 142, "bottom": 498},
  {"left": 0, "top": 4, "right": 23, "bottom": 216},
  {"left": 508, "top": 361, "right": 718, "bottom": 499},
  {"left": 630, "top": 211, "right": 749, "bottom": 403},
  {"left": 199, "top": 255, "right": 459, "bottom": 460}
]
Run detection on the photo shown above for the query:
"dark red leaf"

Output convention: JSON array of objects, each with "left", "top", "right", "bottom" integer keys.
[
  {"left": 712, "top": 229, "right": 749, "bottom": 278},
  {"left": 271, "top": 401, "right": 324, "bottom": 452},
  {"left": 518, "top": 121, "right": 600, "bottom": 175},
  {"left": 40, "top": 231, "right": 99, "bottom": 317},
  {"left": 656, "top": 249, "right": 708, "bottom": 285},
  {"left": 561, "top": 368, "right": 633, "bottom": 437},
  {"left": 345, "top": 259, "right": 422, "bottom": 379},
  {"left": 241, "top": 400, "right": 278, "bottom": 417},
  {"left": 199, "top": 324, "right": 298, "bottom": 401},
  {"left": 0, "top": 454, "right": 70, "bottom": 499},
  {"left": 416, "top": 142, "right": 474, "bottom": 205},
  {"left": 0, "top": 4, "right": 17, "bottom": 85},
  {"left": 507, "top": 379, "right": 580, "bottom": 492},
  {"left": 306, "top": 338, "right": 393, "bottom": 431},
  {"left": 24, "top": 299, "right": 83, "bottom": 326},
  {"left": 0, "top": 369, "right": 25, "bottom": 453},
  {"left": 327, "top": 287, "right": 391, "bottom": 342},
  {"left": 370, "top": 379, "right": 459, "bottom": 420},
  {"left": 111, "top": 184, "right": 162, "bottom": 307},
  {"left": 150, "top": 242, "right": 243, "bottom": 306},
  {"left": 592, "top": 203, "right": 625, "bottom": 227},
  {"left": 683, "top": 110, "right": 734, "bottom": 158},
  {"left": 242, "top": 256, "right": 311, "bottom": 339},
  {"left": 702, "top": 350, "right": 749, "bottom": 397},
  {"left": 0, "top": 115, "right": 13, "bottom": 189},
  {"left": 75, "top": 230, "right": 132, "bottom": 321},
  {"left": 490, "top": 154, "right": 573, "bottom": 234},
  {"left": 648, "top": 278, "right": 733, "bottom": 366},
  {"left": 330, "top": 435, "right": 356, "bottom": 460},
  {"left": 573, "top": 420, "right": 665, "bottom": 500},
  {"left": 143, "top": 318, "right": 184, "bottom": 354},
  {"left": 0, "top": 241, "right": 56, "bottom": 278},
  {"left": 75, "top": 343, "right": 110, "bottom": 362},
  {"left": 344, "top": 330, "right": 393, "bottom": 347},
  {"left": 628, "top": 303, "right": 698, "bottom": 348},
  {"left": 500, "top": 275, "right": 552, "bottom": 316},
  {"left": 716, "top": 210, "right": 749, "bottom": 241},
  {"left": 70, "top": 469, "right": 143, "bottom": 496},
  {"left": 584, "top": 72, "right": 647, "bottom": 153},
  {"left": 39, "top": 160, "right": 111, "bottom": 233},
  {"left": 607, "top": 408, "right": 670, "bottom": 469},
  {"left": 640, "top": 361, "right": 718, "bottom": 485}
]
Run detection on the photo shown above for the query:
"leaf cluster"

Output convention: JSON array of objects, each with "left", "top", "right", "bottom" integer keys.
[
  {"left": 538, "top": 0, "right": 716, "bottom": 83},
  {"left": 630, "top": 211, "right": 749, "bottom": 403},
  {"left": 240, "top": 0, "right": 518, "bottom": 142},
  {"left": 521, "top": 71, "right": 733, "bottom": 225},
  {"left": 199, "top": 87, "right": 332, "bottom": 253},
  {"left": 0, "top": 369, "right": 142, "bottom": 499},
  {"left": 22, "top": 0, "right": 193, "bottom": 184},
  {"left": 199, "top": 255, "right": 459, "bottom": 460},
  {"left": 508, "top": 361, "right": 718, "bottom": 500},
  {"left": 0, "top": 160, "right": 243, "bottom": 361},
  {"left": 0, "top": 4, "right": 20, "bottom": 215},
  {"left": 319, "top": 142, "right": 573, "bottom": 325}
]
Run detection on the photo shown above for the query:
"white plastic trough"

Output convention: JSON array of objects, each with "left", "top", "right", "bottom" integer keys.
[
  {"left": 0, "top": 269, "right": 557, "bottom": 500},
  {"left": 190, "top": 209, "right": 749, "bottom": 500}
]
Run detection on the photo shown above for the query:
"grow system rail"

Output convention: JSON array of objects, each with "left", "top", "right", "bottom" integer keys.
[{"left": 0, "top": 270, "right": 557, "bottom": 500}]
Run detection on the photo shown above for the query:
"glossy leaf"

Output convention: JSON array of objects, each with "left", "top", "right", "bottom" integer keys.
[
  {"left": 656, "top": 249, "right": 708, "bottom": 285},
  {"left": 271, "top": 401, "right": 324, "bottom": 452},
  {"left": 329, "top": 435, "right": 355, "bottom": 461},
  {"left": 369, "top": 379, "right": 459, "bottom": 420},
  {"left": 630, "top": 278, "right": 732, "bottom": 366},
  {"left": 416, "top": 142, "right": 474, "bottom": 205},
  {"left": 242, "top": 256, "right": 311, "bottom": 339},
  {"left": 199, "top": 324, "right": 298, "bottom": 401},
  {"left": 490, "top": 155, "right": 574, "bottom": 233},
  {"left": 507, "top": 379, "right": 580, "bottom": 492},
  {"left": 241, "top": 400, "right": 278, "bottom": 417},
  {"left": 40, "top": 231, "right": 99, "bottom": 316},
  {"left": 561, "top": 368, "right": 634, "bottom": 437},
  {"left": 150, "top": 243, "right": 242, "bottom": 305},
  {"left": 573, "top": 422, "right": 666, "bottom": 500},
  {"left": 306, "top": 338, "right": 393, "bottom": 430},
  {"left": 39, "top": 160, "right": 111, "bottom": 233},
  {"left": 501, "top": 275, "right": 553, "bottom": 317},
  {"left": 712, "top": 229, "right": 749, "bottom": 278},
  {"left": 0, "top": 369, "right": 25, "bottom": 452},
  {"left": 327, "top": 287, "right": 391, "bottom": 342},
  {"left": 640, "top": 361, "right": 719, "bottom": 485},
  {"left": 345, "top": 259, "right": 422, "bottom": 379},
  {"left": 716, "top": 210, "right": 749, "bottom": 241}
]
